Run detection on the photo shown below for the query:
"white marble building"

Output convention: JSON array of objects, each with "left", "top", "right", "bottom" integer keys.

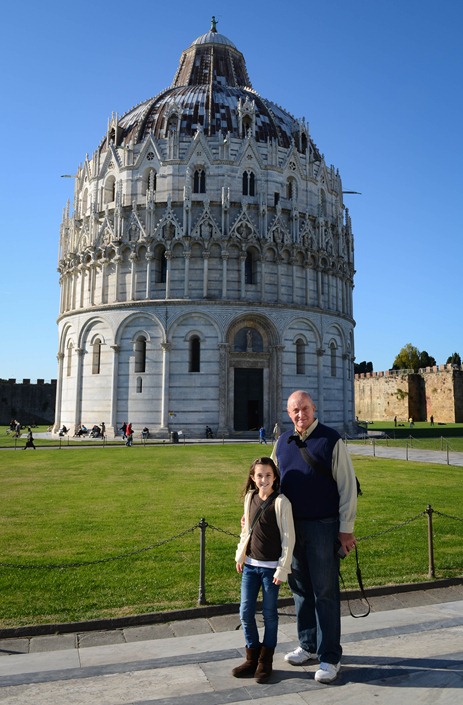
[{"left": 54, "top": 19, "right": 356, "bottom": 438}]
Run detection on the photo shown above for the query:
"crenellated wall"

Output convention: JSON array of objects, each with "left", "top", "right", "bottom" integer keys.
[
  {"left": 355, "top": 365, "right": 463, "bottom": 423},
  {"left": 0, "top": 379, "right": 57, "bottom": 426}
]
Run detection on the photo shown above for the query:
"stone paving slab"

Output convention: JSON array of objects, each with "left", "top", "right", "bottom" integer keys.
[{"left": 0, "top": 598, "right": 461, "bottom": 705}]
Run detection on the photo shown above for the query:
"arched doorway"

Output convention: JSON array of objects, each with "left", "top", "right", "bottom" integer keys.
[{"left": 226, "top": 318, "right": 279, "bottom": 434}]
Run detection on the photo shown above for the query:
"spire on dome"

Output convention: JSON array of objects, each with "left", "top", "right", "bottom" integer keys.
[{"left": 211, "top": 16, "right": 218, "bottom": 33}]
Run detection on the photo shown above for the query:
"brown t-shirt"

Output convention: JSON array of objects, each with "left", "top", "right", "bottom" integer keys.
[{"left": 246, "top": 491, "right": 281, "bottom": 562}]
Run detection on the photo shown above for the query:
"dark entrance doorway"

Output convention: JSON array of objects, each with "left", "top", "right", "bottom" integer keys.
[{"left": 234, "top": 368, "right": 263, "bottom": 431}]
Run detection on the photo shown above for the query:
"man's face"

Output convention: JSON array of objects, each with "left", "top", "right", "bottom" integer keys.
[{"left": 287, "top": 392, "right": 316, "bottom": 433}]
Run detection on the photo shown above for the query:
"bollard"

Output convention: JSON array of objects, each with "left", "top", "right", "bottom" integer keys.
[
  {"left": 198, "top": 517, "right": 208, "bottom": 605},
  {"left": 426, "top": 504, "right": 435, "bottom": 579}
]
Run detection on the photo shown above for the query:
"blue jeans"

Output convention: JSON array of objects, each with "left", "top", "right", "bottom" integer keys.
[
  {"left": 288, "top": 517, "right": 341, "bottom": 664},
  {"left": 239, "top": 564, "right": 280, "bottom": 649}
]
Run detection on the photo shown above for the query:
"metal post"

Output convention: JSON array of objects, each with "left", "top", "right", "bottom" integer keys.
[
  {"left": 446, "top": 442, "right": 450, "bottom": 466},
  {"left": 406, "top": 441, "right": 408, "bottom": 461},
  {"left": 372, "top": 438, "right": 376, "bottom": 457},
  {"left": 198, "top": 517, "right": 208, "bottom": 605},
  {"left": 426, "top": 504, "right": 435, "bottom": 579}
]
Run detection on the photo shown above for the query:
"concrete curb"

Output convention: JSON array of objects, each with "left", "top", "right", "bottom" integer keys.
[{"left": 1, "top": 576, "right": 462, "bottom": 640}]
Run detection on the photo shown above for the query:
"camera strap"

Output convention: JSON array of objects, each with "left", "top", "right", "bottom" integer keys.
[
  {"left": 339, "top": 545, "right": 371, "bottom": 618},
  {"left": 248, "top": 491, "right": 278, "bottom": 536}
]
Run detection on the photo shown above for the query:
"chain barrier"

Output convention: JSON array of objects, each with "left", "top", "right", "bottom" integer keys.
[
  {"left": 207, "top": 523, "right": 240, "bottom": 539},
  {"left": 0, "top": 524, "right": 199, "bottom": 570},
  {"left": 432, "top": 509, "right": 463, "bottom": 523},
  {"left": 1, "top": 507, "right": 462, "bottom": 604},
  {"left": 356, "top": 510, "right": 426, "bottom": 542}
]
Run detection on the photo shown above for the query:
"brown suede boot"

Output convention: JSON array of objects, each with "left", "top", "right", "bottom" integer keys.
[
  {"left": 231, "top": 646, "right": 260, "bottom": 678},
  {"left": 254, "top": 645, "right": 274, "bottom": 683}
]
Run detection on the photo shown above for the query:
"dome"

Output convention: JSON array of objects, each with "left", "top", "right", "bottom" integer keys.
[
  {"left": 100, "top": 19, "right": 314, "bottom": 154},
  {"left": 56, "top": 18, "right": 355, "bottom": 441}
]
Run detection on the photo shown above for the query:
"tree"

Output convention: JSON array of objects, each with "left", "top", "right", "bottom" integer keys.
[
  {"left": 392, "top": 343, "right": 422, "bottom": 372},
  {"left": 354, "top": 361, "right": 373, "bottom": 374},
  {"left": 418, "top": 350, "right": 436, "bottom": 368},
  {"left": 446, "top": 352, "right": 461, "bottom": 366}
]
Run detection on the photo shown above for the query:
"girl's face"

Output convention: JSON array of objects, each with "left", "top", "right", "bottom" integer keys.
[{"left": 252, "top": 463, "right": 276, "bottom": 496}]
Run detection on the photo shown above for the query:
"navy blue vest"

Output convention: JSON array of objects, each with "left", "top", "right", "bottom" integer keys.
[{"left": 276, "top": 423, "right": 340, "bottom": 521}]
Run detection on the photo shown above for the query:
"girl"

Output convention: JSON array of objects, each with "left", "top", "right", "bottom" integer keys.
[{"left": 233, "top": 457, "right": 295, "bottom": 683}]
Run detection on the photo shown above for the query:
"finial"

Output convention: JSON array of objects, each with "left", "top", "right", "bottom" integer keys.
[{"left": 211, "top": 16, "right": 218, "bottom": 33}]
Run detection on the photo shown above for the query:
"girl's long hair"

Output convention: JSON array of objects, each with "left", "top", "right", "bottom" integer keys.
[{"left": 242, "top": 457, "right": 280, "bottom": 497}]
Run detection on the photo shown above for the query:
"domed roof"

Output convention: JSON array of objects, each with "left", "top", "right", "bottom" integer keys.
[{"left": 103, "top": 19, "right": 309, "bottom": 152}]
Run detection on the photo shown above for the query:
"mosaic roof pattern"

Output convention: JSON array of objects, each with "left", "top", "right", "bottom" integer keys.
[{"left": 102, "top": 25, "right": 307, "bottom": 152}]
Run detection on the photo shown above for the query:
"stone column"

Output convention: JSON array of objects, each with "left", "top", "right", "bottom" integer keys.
[
  {"left": 316, "top": 347, "right": 325, "bottom": 421},
  {"left": 90, "top": 260, "right": 97, "bottom": 306},
  {"left": 317, "top": 269, "right": 322, "bottom": 308},
  {"left": 240, "top": 254, "right": 246, "bottom": 299},
  {"left": 99, "top": 258, "right": 107, "bottom": 305},
  {"left": 260, "top": 255, "right": 266, "bottom": 301},
  {"left": 217, "top": 343, "right": 229, "bottom": 435},
  {"left": 203, "top": 251, "right": 210, "bottom": 298},
  {"left": 129, "top": 252, "right": 137, "bottom": 300},
  {"left": 184, "top": 251, "right": 191, "bottom": 298},
  {"left": 79, "top": 265, "right": 85, "bottom": 308},
  {"left": 145, "top": 253, "right": 153, "bottom": 299},
  {"left": 109, "top": 345, "right": 120, "bottom": 437},
  {"left": 221, "top": 253, "right": 228, "bottom": 298},
  {"left": 113, "top": 255, "right": 121, "bottom": 303},
  {"left": 164, "top": 252, "right": 172, "bottom": 299},
  {"left": 74, "top": 347, "right": 85, "bottom": 428},
  {"left": 305, "top": 265, "right": 311, "bottom": 306},
  {"left": 53, "top": 352, "right": 65, "bottom": 433},
  {"left": 160, "top": 342, "right": 171, "bottom": 431}
]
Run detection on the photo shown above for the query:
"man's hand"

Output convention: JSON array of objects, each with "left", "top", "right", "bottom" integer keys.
[{"left": 338, "top": 532, "right": 356, "bottom": 556}]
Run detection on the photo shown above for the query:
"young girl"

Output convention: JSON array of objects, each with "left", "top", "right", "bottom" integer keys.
[{"left": 233, "top": 457, "right": 295, "bottom": 683}]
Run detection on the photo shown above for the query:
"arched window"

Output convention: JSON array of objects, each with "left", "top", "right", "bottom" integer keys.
[
  {"left": 245, "top": 250, "right": 257, "bottom": 285},
  {"left": 92, "top": 338, "right": 101, "bottom": 374},
  {"left": 193, "top": 169, "right": 206, "bottom": 194},
  {"left": 143, "top": 168, "right": 157, "bottom": 194},
  {"left": 136, "top": 376, "right": 143, "bottom": 393},
  {"left": 104, "top": 176, "right": 116, "bottom": 204},
  {"left": 242, "top": 170, "right": 255, "bottom": 196},
  {"left": 330, "top": 341, "right": 337, "bottom": 377},
  {"left": 296, "top": 338, "right": 305, "bottom": 375},
  {"left": 301, "top": 132, "right": 308, "bottom": 153},
  {"left": 189, "top": 336, "right": 200, "bottom": 372},
  {"left": 155, "top": 247, "right": 167, "bottom": 283},
  {"left": 242, "top": 115, "right": 252, "bottom": 135},
  {"left": 166, "top": 114, "right": 179, "bottom": 136},
  {"left": 135, "top": 336, "right": 147, "bottom": 373},
  {"left": 287, "top": 178, "right": 297, "bottom": 201}
]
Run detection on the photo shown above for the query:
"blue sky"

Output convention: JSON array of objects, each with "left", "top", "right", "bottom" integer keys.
[{"left": 1, "top": 0, "right": 462, "bottom": 381}]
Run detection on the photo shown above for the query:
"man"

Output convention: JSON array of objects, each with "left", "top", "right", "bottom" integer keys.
[{"left": 272, "top": 390, "right": 357, "bottom": 683}]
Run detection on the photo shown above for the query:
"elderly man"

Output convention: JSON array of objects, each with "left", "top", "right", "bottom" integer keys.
[{"left": 272, "top": 390, "right": 357, "bottom": 683}]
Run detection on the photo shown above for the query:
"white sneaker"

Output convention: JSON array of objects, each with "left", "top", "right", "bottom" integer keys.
[
  {"left": 284, "top": 646, "right": 317, "bottom": 665},
  {"left": 314, "top": 661, "right": 341, "bottom": 683}
]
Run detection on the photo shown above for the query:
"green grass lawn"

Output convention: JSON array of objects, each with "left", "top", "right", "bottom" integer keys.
[{"left": 0, "top": 443, "right": 462, "bottom": 628}]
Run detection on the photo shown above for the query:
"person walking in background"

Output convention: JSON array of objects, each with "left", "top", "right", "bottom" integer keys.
[
  {"left": 233, "top": 457, "right": 295, "bottom": 684},
  {"left": 23, "top": 427, "right": 36, "bottom": 450},
  {"left": 272, "top": 390, "right": 358, "bottom": 683},
  {"left": 259, "top": 426, "right": 267, "bottom": 444}
]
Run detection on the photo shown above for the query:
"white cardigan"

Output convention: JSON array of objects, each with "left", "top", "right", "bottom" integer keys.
[{"left": 235, "top": 491, "right": 296, "bottom": 582}]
